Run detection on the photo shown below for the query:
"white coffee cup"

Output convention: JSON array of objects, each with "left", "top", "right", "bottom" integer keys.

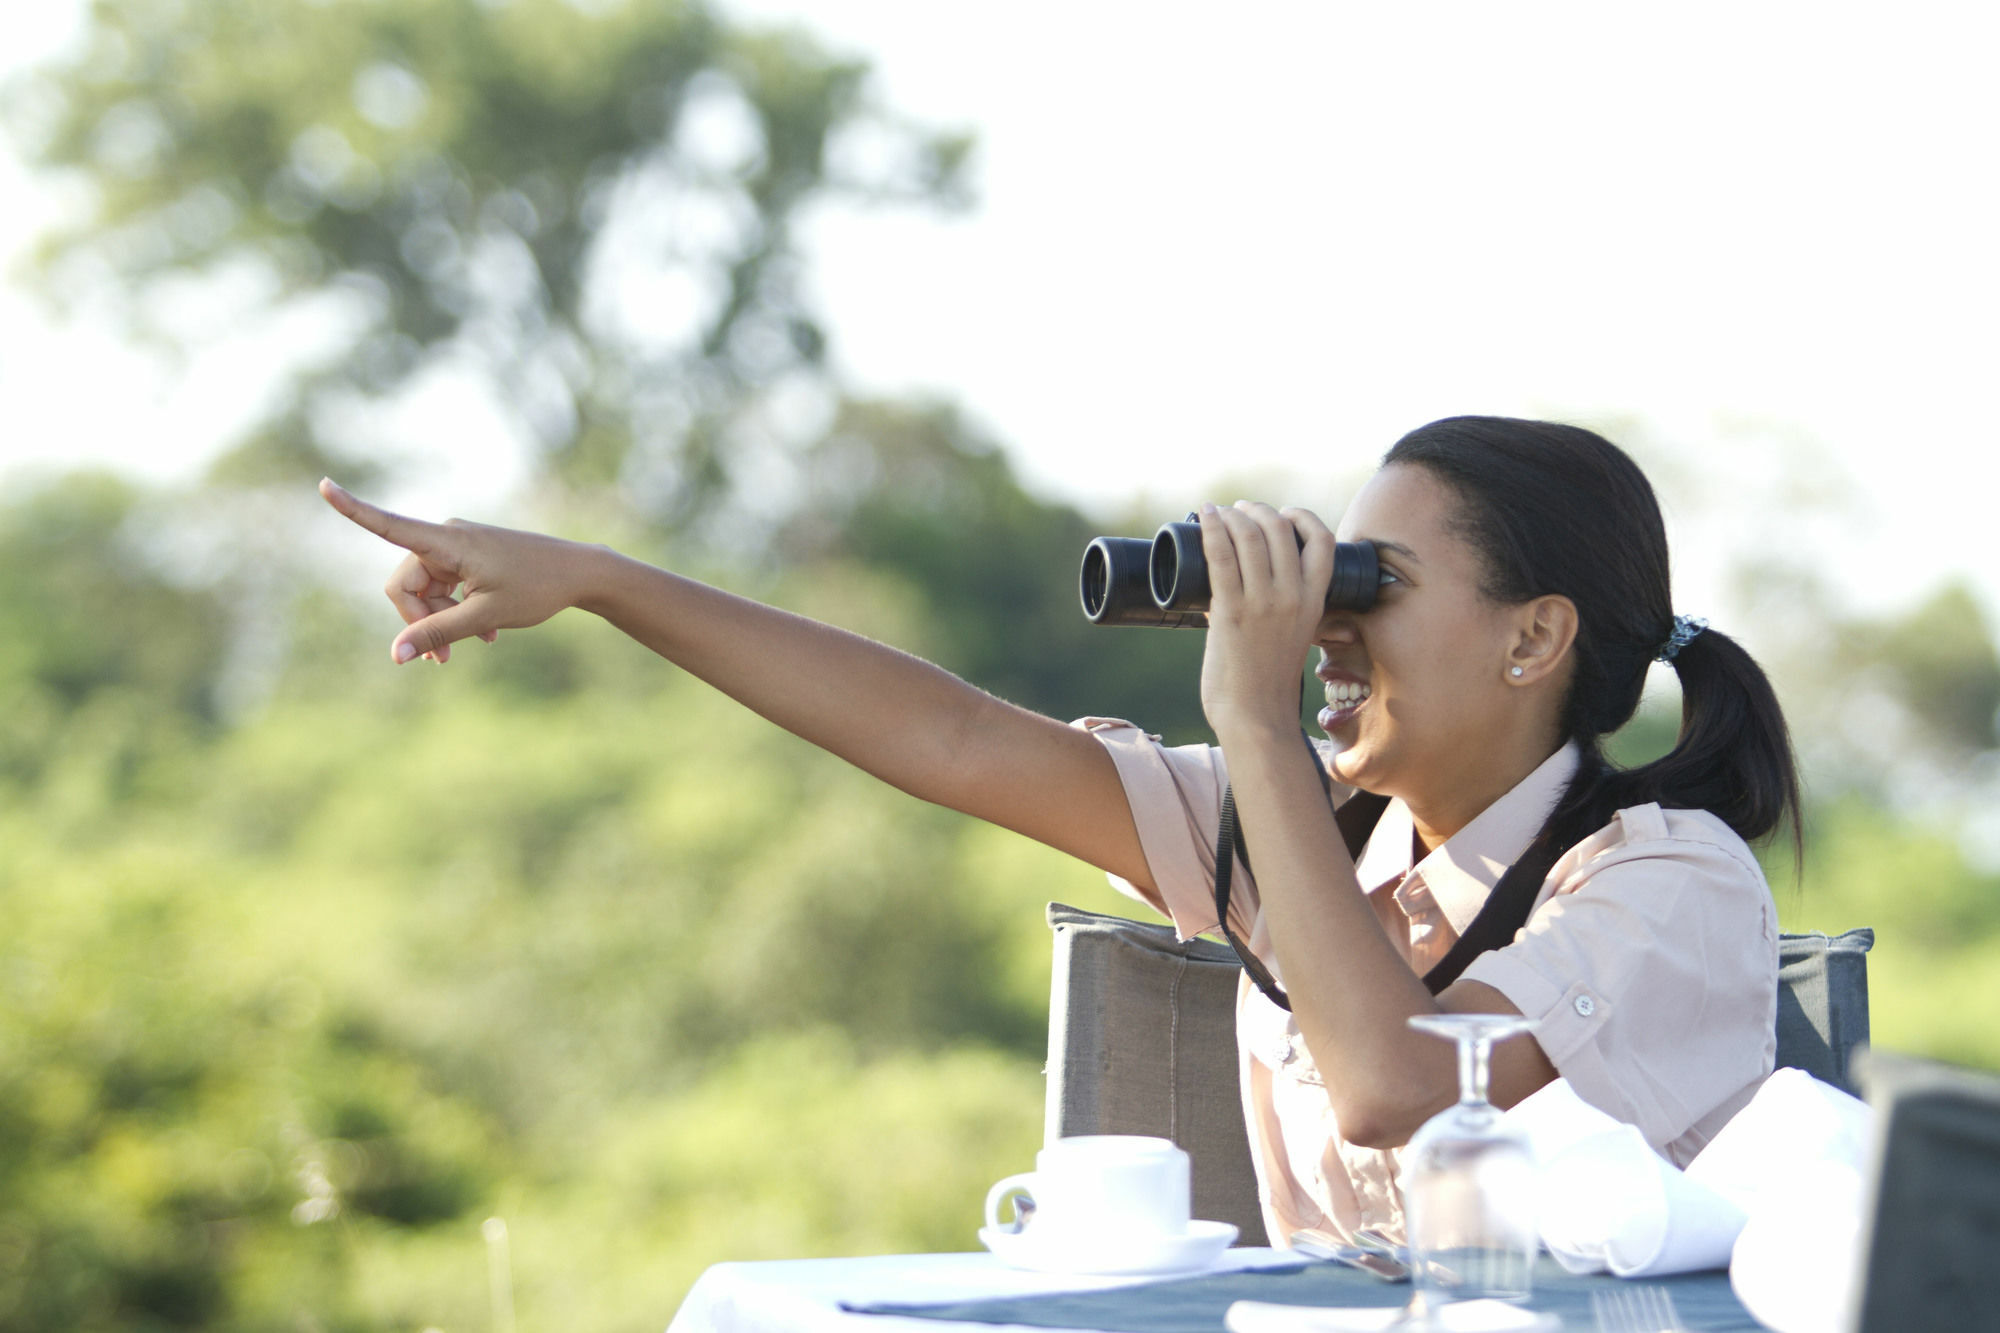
[{"left": 983, "top": 1135, "right": 1191, "bottom": 1240}]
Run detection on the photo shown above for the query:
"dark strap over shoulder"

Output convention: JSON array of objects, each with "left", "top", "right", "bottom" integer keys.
[
  {"left": 1420, "top": 831, "right": 1565, "bottom": 992},
  {"left": 1213, "top": 771, "right": 1568, "bottom": 1008}
]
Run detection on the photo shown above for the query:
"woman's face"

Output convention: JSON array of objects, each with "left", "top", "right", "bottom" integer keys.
[{"left": 1317, "top": 464, "right": 1537, "bottom": 803}]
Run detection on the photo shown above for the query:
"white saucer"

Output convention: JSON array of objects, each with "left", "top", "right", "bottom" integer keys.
[{"left": 979, "top": 1219, "right": 1239, "bottom": 1275}]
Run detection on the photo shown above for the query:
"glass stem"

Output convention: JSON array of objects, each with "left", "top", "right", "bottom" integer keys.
[{"left": 1459, "top": 1035, "right": 1492, "bottom": 1107}]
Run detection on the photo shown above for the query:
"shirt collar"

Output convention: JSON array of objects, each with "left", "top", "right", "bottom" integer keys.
[
  {"left": 1352, "top": 797, "right": 1419, "bottom": 896},
  {"left": 1353, "top": 742, "right": 1581, "bottom": 936}
]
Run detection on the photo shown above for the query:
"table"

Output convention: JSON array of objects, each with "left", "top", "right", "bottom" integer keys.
[
  {"left": 667, "top": 1250, "right": 1303, "bottom": 1333},
  {"left": 666, "top": 1250, "right": 1765, "bottom": 1333}
]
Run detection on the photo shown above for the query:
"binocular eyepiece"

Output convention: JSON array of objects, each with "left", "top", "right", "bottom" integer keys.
[{"left": 1080, "top": 515, "right": 1380, "bottom": 628}]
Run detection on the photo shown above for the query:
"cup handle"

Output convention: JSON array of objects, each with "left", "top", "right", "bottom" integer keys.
[{"left": 984, "top": 1172, "right": 1038, "bottom": 1234}]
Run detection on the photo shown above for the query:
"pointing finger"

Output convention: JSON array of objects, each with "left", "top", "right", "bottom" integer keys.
[{"left": 319, "top": 478, "right": 448, "bottom": 555}]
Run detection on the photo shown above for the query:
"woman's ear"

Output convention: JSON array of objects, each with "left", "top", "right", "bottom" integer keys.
[{"left": 1505, "top": 594, "right": 1578, "bottom": 685}]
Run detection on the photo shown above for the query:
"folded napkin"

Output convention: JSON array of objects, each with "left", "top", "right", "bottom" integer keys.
[
  {"left": 1505, "top": 1080, "right": 1746, "bottom": 1278},
  {"left": 1690, "top": 1066, "right": 1871, "bottom": 1214},
  {"left": 1500, "top": 1070, "right": 1871, "bottom": 1285},
  {"left": 1225, "top": 1298, "right": 1560, "bottom": 1333},
  {"left": 1712, "top": 1069, "right": 1871, "bottom": 1333}
]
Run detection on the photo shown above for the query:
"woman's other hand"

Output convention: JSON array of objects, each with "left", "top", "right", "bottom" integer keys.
[
  {"left": 319, "top": 479, "right": 599, "bottom": 665},
  {"left": 1197, "top": 501, "right": 1337, "bottom": 739}
]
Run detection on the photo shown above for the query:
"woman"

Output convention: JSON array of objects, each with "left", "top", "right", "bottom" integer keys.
[{"left": 319, "top": 415, "right": 1798, "bottom": 1247}]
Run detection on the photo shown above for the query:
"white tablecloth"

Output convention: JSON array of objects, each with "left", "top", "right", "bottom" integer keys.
[{"left": 667, "top": 1249, "right": 1298, "bottom": 1333}]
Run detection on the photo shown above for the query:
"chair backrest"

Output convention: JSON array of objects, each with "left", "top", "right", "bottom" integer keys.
[
  {"left": 1045, "top": 903, "right": 1268, "bottom": 1243},
  {"left": 1853, "top": 1050, "right": 2000, "bottom": 1333},
  {"left": 1776, "top": 928, "right": 1874, "bottom": 1094},
  {"left": 1044, "top": 902, "right": 1874, "bottom": 1246}
]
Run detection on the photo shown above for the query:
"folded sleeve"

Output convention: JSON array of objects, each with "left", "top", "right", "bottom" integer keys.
[
  {"left": 1071, "top": 717, "right": 1250, "bottom": 942},
  {"left": 1459, "top": 804, "right": 1780, "bottom": 1159}
]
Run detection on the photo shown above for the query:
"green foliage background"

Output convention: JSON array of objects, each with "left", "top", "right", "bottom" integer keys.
[
  {"left": 6, "top": 2, "right": 2000, "bottom": 1329},
  {"left": 0, "top": 467, "right": 1189, "bottom": 1330}
]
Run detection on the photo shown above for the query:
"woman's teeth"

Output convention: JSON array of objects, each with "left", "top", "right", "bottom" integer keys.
[{"left": 1325, "top": 682, "right": 1371, "bottom": 707}]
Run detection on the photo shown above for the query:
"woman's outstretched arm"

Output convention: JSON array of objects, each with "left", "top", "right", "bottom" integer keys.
[{"left": 319, "top": 479, "right": 1153, "bottom": 888}]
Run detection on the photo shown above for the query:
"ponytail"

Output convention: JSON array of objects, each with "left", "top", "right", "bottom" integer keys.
[{"left": 1600, "top": 626, "right": 1803, "bottom": 862}]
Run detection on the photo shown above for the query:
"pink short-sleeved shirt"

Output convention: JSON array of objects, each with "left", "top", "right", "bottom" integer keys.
[{"left": 1076, "top": 717, "right": 1779, "bottom": 1247}]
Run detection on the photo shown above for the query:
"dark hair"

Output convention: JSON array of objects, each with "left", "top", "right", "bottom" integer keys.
[{"left": 1382, "top": 416, "right": 1802, "bottom": 869}]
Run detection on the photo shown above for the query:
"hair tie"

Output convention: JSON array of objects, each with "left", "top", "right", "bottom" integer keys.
[{"left": 1657, "top": 614, "right": 1708, "bottom": 664}]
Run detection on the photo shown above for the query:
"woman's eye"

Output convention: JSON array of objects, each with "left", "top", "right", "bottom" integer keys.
[{"left": 1376, "top": 568, "right": 1402, "bottom": 587}]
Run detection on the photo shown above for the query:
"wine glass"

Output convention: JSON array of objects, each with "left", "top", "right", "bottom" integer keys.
[{"left": 1399, "top": 1013, "right": 1540, "bottom": 1307}]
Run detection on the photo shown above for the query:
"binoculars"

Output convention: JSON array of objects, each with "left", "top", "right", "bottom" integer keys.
[{"left": 1080, "top": 515, "right": 1381, "bottom": 628}]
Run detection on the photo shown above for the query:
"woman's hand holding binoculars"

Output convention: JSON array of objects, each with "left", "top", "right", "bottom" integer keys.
[{"left": 1195, "top": 502, "right": 1344, "bottom": 743}]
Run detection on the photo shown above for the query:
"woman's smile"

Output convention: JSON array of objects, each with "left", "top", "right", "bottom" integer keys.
[{"left": 1316, "top": 660, "right": 1373, "bottom": 730}]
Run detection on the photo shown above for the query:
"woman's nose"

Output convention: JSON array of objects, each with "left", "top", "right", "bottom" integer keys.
[{"left": 1317, "top": 613, "right": 1360, "bottom": 644}]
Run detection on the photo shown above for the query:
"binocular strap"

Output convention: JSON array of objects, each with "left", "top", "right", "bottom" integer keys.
[{"left": 1211, "top": 738, "right": 1565, "bottom": 1009}]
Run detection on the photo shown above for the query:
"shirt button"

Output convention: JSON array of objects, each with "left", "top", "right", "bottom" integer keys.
[{"left": 1573, "top": 994, "right": 1597, "bottom": 1017}]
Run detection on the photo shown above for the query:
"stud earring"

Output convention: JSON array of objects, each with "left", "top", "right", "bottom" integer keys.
[{"left": 1510, "top": 666, "right": 1524, "bottom": 678}]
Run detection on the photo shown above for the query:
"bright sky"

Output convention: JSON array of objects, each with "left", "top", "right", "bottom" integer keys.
[{"left": 3, "top": 1, "right": 1997, "bottom": 636}]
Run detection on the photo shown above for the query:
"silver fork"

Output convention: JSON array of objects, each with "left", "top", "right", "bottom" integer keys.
[{"left": 1592, "top": 1284, "right": 1686, "bottom": 1333}]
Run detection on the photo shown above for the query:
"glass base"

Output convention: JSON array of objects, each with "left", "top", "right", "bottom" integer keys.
[{"left": 1409, "top": 1243, "right": 1535, "bottom": 1304}]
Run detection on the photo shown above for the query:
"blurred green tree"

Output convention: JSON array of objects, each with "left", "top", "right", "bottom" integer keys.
[
  {"left": 776, "top": 396, "right": 1212, "bottom": 737},
  {"left": 0, "top": 473, "right": 233, "bottom": 820},
  {"left": 9, "top": 0, "right": 1219, "bottom": 737},
  {"left": 15, "top": 0, "right": 971, "bottom": 535},
  {"left": 0, "top": 473, "right": 227, "bottom": 723},
  {"left": 0, "top": 4, "right": 1330, "bottom": 1326},
  {"left": 1841, "top": 581, "right": 2000, "bottom": 757}
]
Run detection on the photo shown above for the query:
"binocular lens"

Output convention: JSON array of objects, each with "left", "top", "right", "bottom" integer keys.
[
  {"left": 1080, "top": 537, "right": 1209, "bottom": 628},
  {"left": 1079, "top": 518, "right": 1380, "bottom": 628},
  {"left": 1149, "top": 521, "right": 1205, "bottom": 611},
  {"left": 1080, "top": 537, "right": 1145, "bottom": 622}
]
